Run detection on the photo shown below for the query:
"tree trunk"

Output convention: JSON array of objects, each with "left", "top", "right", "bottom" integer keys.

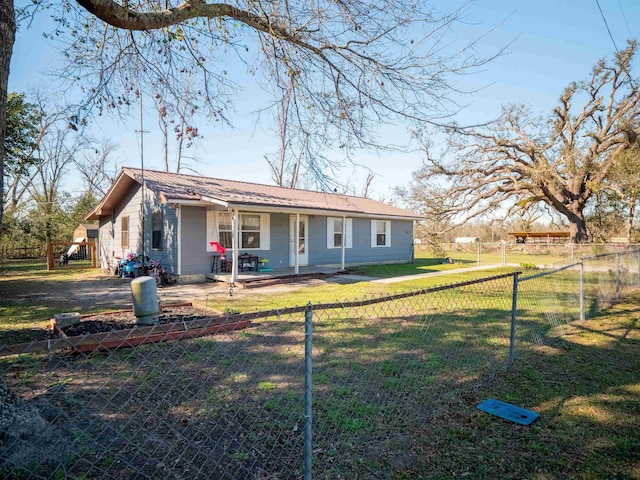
[
  {"left": 568, "top": 215, "right": 589, "bottom": 243},
  {"left": 627, "top": 195, "right": 637, "bottom": 242},
  {"left": 0, "top": 0, "right": 17, "bottom": 237}
]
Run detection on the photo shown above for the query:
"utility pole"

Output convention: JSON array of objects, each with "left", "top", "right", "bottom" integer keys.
[{"left": 136, "top": 92, "right": 150, "bottom": 270}]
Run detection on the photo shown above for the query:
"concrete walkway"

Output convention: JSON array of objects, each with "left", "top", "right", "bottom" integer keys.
[
  {"left": 326, "top": 264, "right": 508, "bottom": 285},
  {"left": 370, "top": 264, "right": 507, "bottom": 284}
]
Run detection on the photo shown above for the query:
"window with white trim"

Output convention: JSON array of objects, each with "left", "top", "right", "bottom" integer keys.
[
  {"left": 327, "top": 217, "right": 352, "bottom": 248},
  {"left": 206, "top": 211, "right": 270, "bottom": 251},
  {"left": 241, "top": 214, "right": 261, "bottom": 249},
  {"left": 218, "top": 212, "right": 233, "bottom": 248},
  {"left": 152, "top": 211, "right": 163, "bottom": 250},
  {"left": 121, "top": 215, "right": 129, "bottom": 248},
  {"left": 371, "top": 220, "right": 391, "bottom": 247}
]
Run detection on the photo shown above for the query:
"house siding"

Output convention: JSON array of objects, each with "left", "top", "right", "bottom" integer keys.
[
  {"left": 308, "top": 217, "right": 414, "bottom": 266},
  {"left": 96, "top": 186, "right": 180, "bottom": 274},
  {"left": 97, "top": 185, "right": 142, "bottom": 268},
  {"left": 173, "top": 212, "right": 414, "bottom": 277},
  {"left": 138, "top": 193, "right": 178, "bottom": 274},
  {"left": 96, "top": 199, "right": 414, "bottom": 280}
]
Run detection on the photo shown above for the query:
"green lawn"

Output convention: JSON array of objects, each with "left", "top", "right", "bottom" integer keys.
[
  {"left": 0, "top": 268, "right": 111, "bottom": 345},
  {"left": 356, "top": 256, "right": 478, "bottom": 278},
  {"left": 1, "top": 267, "right": 637, "bottom": 479},
  {"left": 0, "top": 262, "right": 519, "bottom": 345}
]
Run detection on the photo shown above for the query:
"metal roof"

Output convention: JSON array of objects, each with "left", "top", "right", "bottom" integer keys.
[
  {"left": 86, "top": 168, "right": 422, "bottom": 221},
  {"left": 509, "top": 231, "right": 570, "bottom": 238}
]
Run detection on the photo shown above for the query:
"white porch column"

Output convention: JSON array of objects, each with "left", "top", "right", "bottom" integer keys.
[
  {"left": 341, "top": 215, "right": 346, "bottom": 270},
  {"left": 177, "top": 206, "right": 182, "bottom": 275},
  {"left": 231, "top": 209, "right": 239, "bottom": 283},
  {"left": 295, "top": 212, "right": 300, "bottom": 275}
]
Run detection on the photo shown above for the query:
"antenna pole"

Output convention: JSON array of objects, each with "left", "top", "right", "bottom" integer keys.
[{"left": 136, "top": 92, "right": 150, "bottom": 272}]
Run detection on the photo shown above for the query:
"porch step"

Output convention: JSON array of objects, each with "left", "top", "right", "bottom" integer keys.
[{"left": 239, "top": 272, "right": 330, "bottom": 289}]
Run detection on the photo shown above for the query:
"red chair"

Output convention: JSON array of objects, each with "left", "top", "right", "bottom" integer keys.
[
  {"left": 209, "top": 241, "right": 226, "bottom": 254},
  {"left": 210, "top": 242, "right": 227, "bottom": 273}
]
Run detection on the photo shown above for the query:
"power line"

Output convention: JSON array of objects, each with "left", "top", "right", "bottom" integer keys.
[
  {"left": 595, "top": 0, "right": 619, "bottom": 52},
  {"left": 617, "top": 0, "right": 633, "bottom": 39}
]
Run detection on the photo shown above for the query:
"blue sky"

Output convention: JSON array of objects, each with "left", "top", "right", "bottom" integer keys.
[{"left": 8, "top": 0, "right": 640, "bottom": 199}]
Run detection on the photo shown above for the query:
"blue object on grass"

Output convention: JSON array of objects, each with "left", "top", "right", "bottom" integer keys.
[{"left": 477, "top": 399, "right": 539, "bottom": 425}]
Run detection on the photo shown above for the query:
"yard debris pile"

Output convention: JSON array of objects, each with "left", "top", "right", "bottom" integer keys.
[{"left": 57, "top": 305, "right": 219, "bottom": 337}]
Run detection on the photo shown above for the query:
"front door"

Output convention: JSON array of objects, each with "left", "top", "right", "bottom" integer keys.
[{"left": 289, "top": 215, "right": 309, "bottom": 266}]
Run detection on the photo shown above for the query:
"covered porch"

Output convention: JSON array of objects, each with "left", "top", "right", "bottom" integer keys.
[
  {"left": 201, "top": 207, "right": 351, "bottom": 285},
  {"left": 206, "top": 265, "right": 346, "bottom": 287}
]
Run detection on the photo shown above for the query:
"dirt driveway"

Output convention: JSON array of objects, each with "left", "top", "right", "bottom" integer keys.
[{"left": 18, "top": 272, "right": 342, "bottom": 315}]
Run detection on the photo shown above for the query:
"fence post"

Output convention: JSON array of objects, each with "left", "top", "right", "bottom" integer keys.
[
  {"left": 571, "top": 243, "right": 575, "bottom": 264},
  {"left": 508, "top": 272, "right": 520, "bottom": 367},
  {"left": 580, "top": 260, "right": 585, "bottom": 321},
  {"left": 616, "top": 252, "right": 621, "bottom": 299},
  {"left": 477, "top": 241, "right": 481, "bottom": 266},
  {"left": 304, "top": 304, "right": 313, "bottom": 480},
  {"left": 637, "top": 250, "right": 640, "bottom": 287},
  {"left": 46, "top": 241, "right": 55, "bottom": 270}
]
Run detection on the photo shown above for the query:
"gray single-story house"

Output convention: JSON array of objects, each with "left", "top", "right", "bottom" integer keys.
[{"left": 86, "top": 167, "right": 422, "bottom": 283}]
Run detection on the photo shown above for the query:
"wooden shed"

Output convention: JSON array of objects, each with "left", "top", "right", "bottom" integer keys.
[{"left": 69, "top": 223, "right": 99, "bottom": 259}]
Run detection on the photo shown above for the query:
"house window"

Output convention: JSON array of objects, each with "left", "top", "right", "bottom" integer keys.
[
  {"left": 327, "top": 217, "right": 352, "bottom": 248},
  {"left": 218, "top": 212, "right": 233, "bottom": 249},
  {"left": 121, "top": 215, "right": 129, "bottom": 248},
  {"left": 206, "top": 211, "right": 270, "bottom": 251},
  {"left": 152, "top": 211, "right": 163, "bottom": 250},
  {"left": 241, "top": 214, "right": 261, "bottom": 249},
  {"left": 371, "top": 220, "right": 391, "bottom": 247}
]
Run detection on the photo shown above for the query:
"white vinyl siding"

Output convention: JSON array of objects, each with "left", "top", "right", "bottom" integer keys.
[
  {"left": 327, "top": 217, "right": 352, "bottom": 248},
  {"left": 371, "top": 220, "right": 391, "bottom": 247}
]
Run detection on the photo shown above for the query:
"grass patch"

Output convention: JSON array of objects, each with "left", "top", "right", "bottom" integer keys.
[
  {"left": 257, "top": 381, "right": 277, "bottom": 391},
  {"left": 0, "top": 269, "right": 125, "bottom": 344},
  {"left": 205, "top": 267, "right": 517, "bottom": 315},
  {"left": 356, "top": 257, "right": 476, "bottom": 278},
  {"left": 0, "top": 272, "right": 637, "bottom": 478}
]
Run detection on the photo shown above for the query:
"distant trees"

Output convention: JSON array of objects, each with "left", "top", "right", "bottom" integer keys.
[
  {"left": 406, "top": 42, "right": 640, "bottom": 243},
  {"left": 2, "top": 92, "right": 115, "bottom": 253}
]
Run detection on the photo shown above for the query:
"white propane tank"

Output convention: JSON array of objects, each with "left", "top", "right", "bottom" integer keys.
[{"left": 130, "top": 276, "right": 159, "bottom": 325}]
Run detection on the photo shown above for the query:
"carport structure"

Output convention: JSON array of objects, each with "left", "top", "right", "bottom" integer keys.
[{"left": 508, "top": 231, "right": 570, "bottom": 245}]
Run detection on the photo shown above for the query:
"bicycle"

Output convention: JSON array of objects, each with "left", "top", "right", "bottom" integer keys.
[
  {"left": 148, "top": 258, "right": 174, "bottom": 286},
  {"left": 104, "top": 257, "right": 122, "bottom": 276}
]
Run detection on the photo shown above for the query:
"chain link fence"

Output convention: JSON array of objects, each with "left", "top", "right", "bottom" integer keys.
[
  {"left": 1, "top": 251, "right": 638, "bottom": 479},
  {"left": 515, "top": 249, "right": 640, "bottom": 352},
  {"left": 417, "top": 241, "right": 640, "bottom": 267},
  {"left": 308, "top": 273, "right": 515, "bottom": 477}
]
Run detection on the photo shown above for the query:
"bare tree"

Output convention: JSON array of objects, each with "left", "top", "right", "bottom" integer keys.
[
  {"left": 1, "top": 0, "right": 503, "bottom": 235},
  {"left": 27, "top": 110, "right": 88, "bottom": 245},
  {"left": 603, "top": 141, "right": 640, "bottom": 240},
  {"left": 153, "top": 81, "right": 202, "bottom": 173},
  {"left": 74, "top": 139, "right": 119, "bottom": 197},
  {"left": 265, "top": 79, "right": 309, "bottom": 188},
  {"left": 361, "top": 172, "right": 376, "bottom": 199},
  {"left": 409, "top": 42, "right": 640, "bottom": 243},
  {"left": 3, "top": 93, "right": 80, "bottom": 217},
  {"left": 502, "top": 204, "right": 554, "bottom": 233}
]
